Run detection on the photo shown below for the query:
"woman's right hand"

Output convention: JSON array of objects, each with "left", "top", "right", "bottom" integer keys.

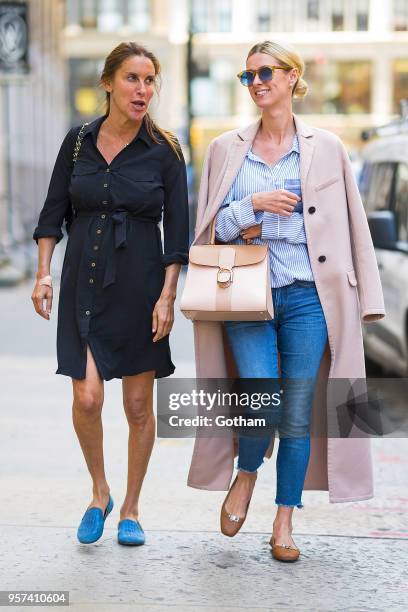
[
  {"left": 31, "top": 280, "right": 53, "bottom": 320},
  {"left": 252, "top": 189, "right": 300, "bottom": 216}
]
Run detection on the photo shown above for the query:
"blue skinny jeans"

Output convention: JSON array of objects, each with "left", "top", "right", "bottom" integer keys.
[{"left": 224, "top": 280, "right": 328, "bottom": 508}]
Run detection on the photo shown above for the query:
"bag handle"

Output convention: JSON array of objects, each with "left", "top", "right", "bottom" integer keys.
[
  {"left": 209, "top": 216, "right": 216, "bottom": 245},
  {"left": 208, "top": 215, "right": 252, "bottom": 246}
]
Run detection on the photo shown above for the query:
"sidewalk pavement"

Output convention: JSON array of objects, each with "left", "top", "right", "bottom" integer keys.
[{"left": 0, "top": 280, "right": 407, "bottom": 611}]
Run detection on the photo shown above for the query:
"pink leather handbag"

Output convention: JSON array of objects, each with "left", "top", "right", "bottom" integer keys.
[{"left": 180, "top": 219, "right": 274, "bottom": 321}]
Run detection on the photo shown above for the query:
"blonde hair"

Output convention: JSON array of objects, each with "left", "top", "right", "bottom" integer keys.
[
  {"left": 247, "top": 40, "right": 308, "bottom": 99},
  {"left": 100, "top": 42, "right": 181, "bottom": 159}
]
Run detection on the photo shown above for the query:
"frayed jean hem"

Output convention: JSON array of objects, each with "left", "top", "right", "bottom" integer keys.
[{"left": 275, "top": 501, "right": 304, "bottom": 509}]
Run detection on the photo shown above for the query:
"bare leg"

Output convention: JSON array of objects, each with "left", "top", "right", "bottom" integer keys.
[
  {"left": 72, "top": 345, "right": 110, "bottom": 511},
  {"left": 120, "top": 370, "right": 156, "bottom": 521},
  {"left": 272, "top": 506, "right": 296, "bottom": 548},
  {"left": 224, "top": 471, "right": 258, "bottom": 518}
]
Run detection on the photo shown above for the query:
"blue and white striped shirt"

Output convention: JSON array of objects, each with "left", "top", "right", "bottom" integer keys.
[{"left": 215, "top": 134, "right": 314, "bottom": 288}]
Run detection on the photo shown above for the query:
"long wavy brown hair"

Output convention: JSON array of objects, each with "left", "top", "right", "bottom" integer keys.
[{"left": 100, "top": 42, "right": 181, "bottom": 159}]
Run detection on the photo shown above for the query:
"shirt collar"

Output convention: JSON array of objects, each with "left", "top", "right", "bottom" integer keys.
[
  {"left": 247, "top": 132, "right": 299, "bottom": 161},
  {"left": 82, "top": 114, "right": 153, "bottom": 148}
]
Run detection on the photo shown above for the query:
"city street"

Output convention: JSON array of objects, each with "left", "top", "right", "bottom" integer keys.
[{"left": 0, "top": 274, "right": 407, "bottom": 611}]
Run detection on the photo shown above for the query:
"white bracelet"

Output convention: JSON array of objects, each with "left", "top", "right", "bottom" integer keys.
[{"left": 38, "top": 275, "right": 53, "bottom": 288}]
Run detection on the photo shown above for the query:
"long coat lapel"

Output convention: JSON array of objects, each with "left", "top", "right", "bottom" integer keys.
[
  {"left": 198, "top": 141, "right": 248, "bottom": 234},
  {"left": 293, "top": 114, "right": 315, "bottom": 198},
  {"left": 194, "top": 119, "right": 261, "bottom": 244}
]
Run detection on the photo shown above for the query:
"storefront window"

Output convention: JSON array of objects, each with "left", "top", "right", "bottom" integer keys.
[
  {"left": 393, "top": 59, "right": 408, "bottom": 114},
  {"left": 297, "top": 60, "right": 372, "bottom": 114}
]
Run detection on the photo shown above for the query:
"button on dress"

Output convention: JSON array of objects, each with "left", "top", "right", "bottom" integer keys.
[{"left": 33, "top": 115, "right": 189, "bottom": 380}]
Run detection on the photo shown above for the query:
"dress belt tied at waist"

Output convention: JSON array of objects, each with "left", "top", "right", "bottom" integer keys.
[{"left": 76, "top": 210, "right": 159, "bottom": 288}]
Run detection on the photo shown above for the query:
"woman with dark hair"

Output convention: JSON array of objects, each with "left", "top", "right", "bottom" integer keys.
[{"left": 31, "top": 42, "right": 189, "bottom": 546}]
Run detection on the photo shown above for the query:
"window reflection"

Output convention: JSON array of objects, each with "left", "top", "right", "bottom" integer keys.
[
  {"left": 65, "top": 0, "right": 150, "bottom": 32},
  {"left": 191, "top": 57, "right": 235, "bottom": 116},
  {"left": 394, "top": 0, "right": 408, "bottom": 31},
  {"left": 395, "top": 164, "right": 408, "bottom": 243},
  {"left": 356, "top": 0, "right": 369, "bottom": 31},
  {"left": 255, "top": 0, "right": 369, "bottom": 32},
  {"left": 364, "top": 163, "right": 395, "bottom": 213},
  {"left": 331, "top": 0, "right": 345, "bottom": 31},
  {"left": 80, "top": 0, "right": 97, "bottom": 28},
  {"left": 393, "top": 59, "right": 408, "bottom": 113},
  {"left": 192, "top": 0, "right": 232, "bottom": 33},
  {"left": 69, "top": 59, "right": 106, "bottom": 125},
  {"left": 128, "top": 0, "right": 150, "bottom": 32},
  {"left": 97, "top": 0, "right": 123, "bottom": 32}
]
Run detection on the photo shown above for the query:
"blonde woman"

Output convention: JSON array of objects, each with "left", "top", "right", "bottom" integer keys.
[
  {"left": 189, "top": 41, "right": 385, "bottom": 561},
  {"left": 32, "top": 43, "right": 189, "bottom": 546}
]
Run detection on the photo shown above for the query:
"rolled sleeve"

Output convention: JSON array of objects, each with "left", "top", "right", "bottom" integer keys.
[
  {"left": 32, "top": 225, "right": 63, "bottom": 244},
  {"left": 215, "top": 191, "right": 264, "bottom": 242},
  {"left": 261, "top": 212, "right": 307, "bottom": 243},
  {"left": 161, "top": 144, "right": 189, "bottom": 267},
  {"left": 33, "top": 127, "right": 78, "bottom": 245}
]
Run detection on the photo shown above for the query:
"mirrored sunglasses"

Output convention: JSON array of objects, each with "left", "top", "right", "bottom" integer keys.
[{"left": 237, "top": 65, "right": 292, "bottom": 87}]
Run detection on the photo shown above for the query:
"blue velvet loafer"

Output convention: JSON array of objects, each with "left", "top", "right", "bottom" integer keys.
[
  {"left": 117, "top": 519, "right": 145, "bottom": 546},
  {"left": 77, "top": 495, "right": 114, "bottom": 544}
]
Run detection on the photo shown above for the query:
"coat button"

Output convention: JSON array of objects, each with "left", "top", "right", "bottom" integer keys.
[
  {"left": 96, "top": 229, "right": 102, "bottom": 234},
  {"left": 308, "top": 206, "right": 316, "bottom": 214},
  {"left": 85, "top": 310, "right": 91, "bottom": 316},
  {"left": 318, "top": 255, "right": 326, "bottom": 262},
  {"left": 101, "top": 214, "right": 106, "bottom": 219}
]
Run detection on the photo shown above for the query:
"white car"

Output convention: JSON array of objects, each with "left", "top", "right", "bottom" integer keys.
[{"left": 359, "top": 128, "right": 408, "bottom": 375}]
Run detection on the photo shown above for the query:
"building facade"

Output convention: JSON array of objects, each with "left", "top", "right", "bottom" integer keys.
[
  {"left": 189, "top": 0, "right": 408, "bottom": 162},
  {"left": 0, "top": 0, "right": 67, "bottom": 272},
  {"left": 62, "top": 1, "right": 408, "bottom": 169}
]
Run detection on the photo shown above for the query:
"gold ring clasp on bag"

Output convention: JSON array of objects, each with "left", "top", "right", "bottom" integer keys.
[{"left": 217, "top": 267, "right": 233, "bottom": 288}]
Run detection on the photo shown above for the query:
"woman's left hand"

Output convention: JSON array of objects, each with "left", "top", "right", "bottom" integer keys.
[
  {"left": 152, "top": 295, "right": 175, "bottom": 342},
  {"left": 240, "top": 224, "right": 262, "bottom": 241}
]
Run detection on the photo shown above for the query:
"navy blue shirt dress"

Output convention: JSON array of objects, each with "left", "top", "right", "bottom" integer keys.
[{"left": 33, "top": 115, "right": 189, "bottom": 380}]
